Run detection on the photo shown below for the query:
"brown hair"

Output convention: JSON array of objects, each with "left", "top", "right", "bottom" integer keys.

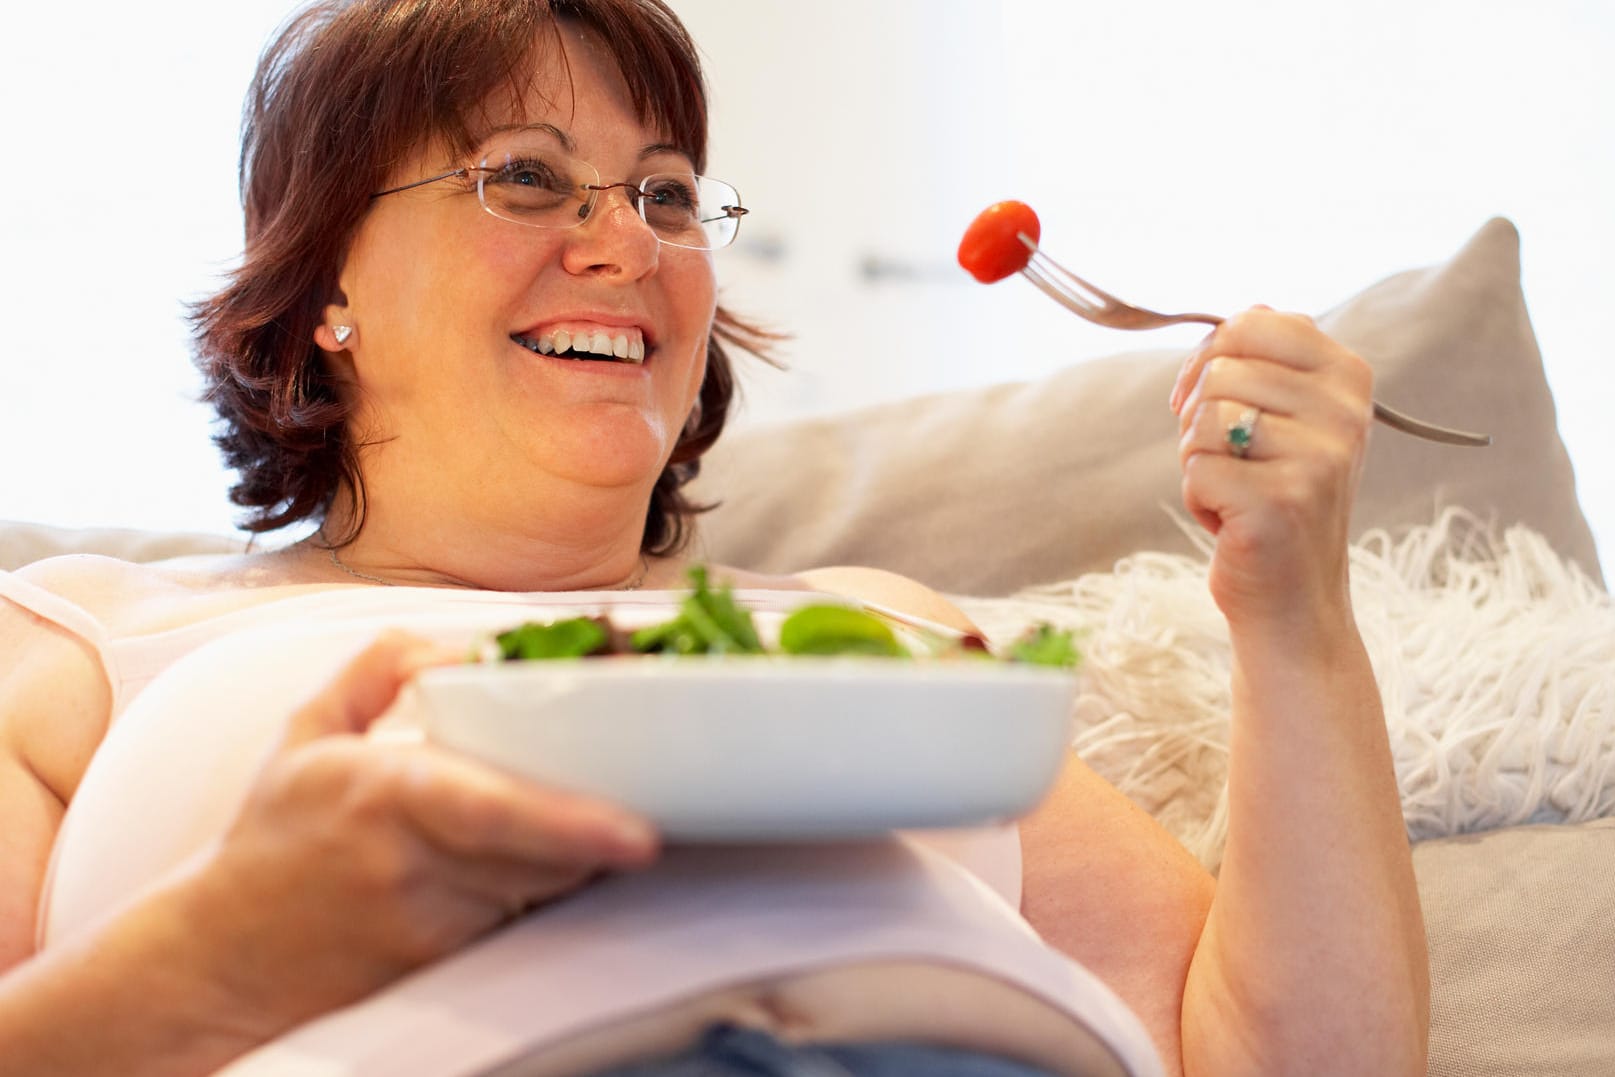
[{"left": 190, "top": 0, "right": 771, "bottom": 554}]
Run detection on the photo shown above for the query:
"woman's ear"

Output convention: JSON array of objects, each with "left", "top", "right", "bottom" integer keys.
[{"left": 315, "top": 307, "right": 356, "bottom": 353}]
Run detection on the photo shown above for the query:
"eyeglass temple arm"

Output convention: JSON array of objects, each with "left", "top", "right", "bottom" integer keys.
[{"left": 370, "top": 167, "right": 471, "bottom": 200}]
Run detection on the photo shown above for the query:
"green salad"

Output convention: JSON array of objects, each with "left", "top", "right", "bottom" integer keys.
[{"left": 489, "top": 566, "right": 1079, "bottom": 669}]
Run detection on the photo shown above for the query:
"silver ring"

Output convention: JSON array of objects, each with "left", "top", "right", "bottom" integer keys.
[{"left": 1226, "top": 407, "right": 1260, "bottom": 459}]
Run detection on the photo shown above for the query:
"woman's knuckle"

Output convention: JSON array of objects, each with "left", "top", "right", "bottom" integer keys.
[
  {"left": 1181, "top": 452, "right": 1211, "bottom": 487},
  {"left": 445, "top": 787, "right": 511, "bottom": 848},
  {"left": 348, "top": 838, "right": 408, "bottom": 892},
  {"left": 328, "top": 756, "right": 409, "bottom": 830},
  {"left": 1215, "top": 312, "right": 1251, "bottom": 351}
]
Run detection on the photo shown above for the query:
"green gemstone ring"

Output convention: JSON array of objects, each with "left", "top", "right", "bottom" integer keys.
[{"left": 1226, "top": 407, "right": 1261, "bottom": 459}]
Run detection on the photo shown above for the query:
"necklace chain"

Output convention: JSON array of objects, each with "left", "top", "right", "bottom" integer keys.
[{"left": 326, "top": 545, "right": 648, "bottom": 591}]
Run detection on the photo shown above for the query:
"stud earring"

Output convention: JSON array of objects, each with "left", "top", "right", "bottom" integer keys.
[{"left": 332, "top": 325, "right": 353, "bottom": 346}]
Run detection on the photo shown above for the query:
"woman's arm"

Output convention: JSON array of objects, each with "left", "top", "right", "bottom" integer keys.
[
  {"left": 1021, "top": 309, "right": 1427, "bottom": 1077},
  {"left": 0, "top": 597, "right": 245, "bottom": 1072},
  {"left": 0, "top": 630, "right": 663, "bottom": 1076},
  {"left": 0, "top": 594, "right": 111, "bottom": 972},
  {"left": 1181, "top": 612, "right": 1426, "bottom": 1076},
  {"left": 1170, "top": 310, "right": 1428, "bottom": 1075}
]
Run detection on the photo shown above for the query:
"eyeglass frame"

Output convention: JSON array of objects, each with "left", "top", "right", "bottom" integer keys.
[{"left": 370, "top": 156, "right": 749, "bottom": 252}]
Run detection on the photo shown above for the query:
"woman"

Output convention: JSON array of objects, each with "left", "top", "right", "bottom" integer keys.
[{"left": 0, "top": 1, "right": 1427, "bottom": 1074}]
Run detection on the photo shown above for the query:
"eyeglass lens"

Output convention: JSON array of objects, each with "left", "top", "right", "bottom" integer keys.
[{"left": 474, "top": 133, "right": 742, "bottom": 250}]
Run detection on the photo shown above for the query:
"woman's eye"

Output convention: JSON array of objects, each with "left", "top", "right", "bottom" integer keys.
[
  {"left": 644, "top": 179, "right": 698, "bottom": 211},
  {"left": 492, "top": 158, "right": 565, "bottom": 190}
]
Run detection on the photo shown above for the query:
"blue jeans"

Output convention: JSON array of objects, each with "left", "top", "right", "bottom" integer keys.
[{"left": 583, "top": 1022, "right": 1061, "bottom": 1077}]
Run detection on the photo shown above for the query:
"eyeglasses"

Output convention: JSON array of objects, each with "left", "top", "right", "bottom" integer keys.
[{"left": 371, "top": 134, "right": 747, "bottom": 252}]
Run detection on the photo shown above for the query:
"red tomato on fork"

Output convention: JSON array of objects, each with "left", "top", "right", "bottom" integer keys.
[{"left": 957, "top": 200, "right": 1041, "bottom": 283}]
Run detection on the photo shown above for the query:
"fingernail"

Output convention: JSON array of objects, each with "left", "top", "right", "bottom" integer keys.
[
  {"left": 609, "top": 817, "right": 658, "bottom": 857},
  {"left": 1170, "top": 359, "right": 1190, "bottom": 412},
  {"left": 1173, "top": 331, "right": 1218, "bottom": 413}
]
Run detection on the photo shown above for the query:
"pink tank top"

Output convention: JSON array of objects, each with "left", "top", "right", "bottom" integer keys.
[{"left": 0, "top": 572, "right": 1163, "bottom": 1077}]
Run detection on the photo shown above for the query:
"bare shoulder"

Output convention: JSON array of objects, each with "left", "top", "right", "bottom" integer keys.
[
  {"left": 0, "top": 559, "right": 149, "bottom": 968},
  {"left": 0, "top": 547, "right": 314, "bottom": 803},
  {"left": 0, "top": 560, "right": 128, "bottom": 811},
  {"left": 8, "top": 553, "right": 184, "bottom": 625},
  {"left": 790, "top": 565, "right": 980, "bottom": 637},
  {"left": 9, "top": 547, "right": 315, "bottom": 637}
]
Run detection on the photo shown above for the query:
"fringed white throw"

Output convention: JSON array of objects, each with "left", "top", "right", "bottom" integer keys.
[{"left": 957, "top": 508, "right": 1615, "bottom": 872}]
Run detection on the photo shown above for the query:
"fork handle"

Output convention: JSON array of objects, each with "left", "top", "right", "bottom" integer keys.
[
  {"left": 1184, "top": 314, "right": 1489, "bottom": 446},
  {"left": 1370, "top": 401, "right": 1491, "bottom": 446}
]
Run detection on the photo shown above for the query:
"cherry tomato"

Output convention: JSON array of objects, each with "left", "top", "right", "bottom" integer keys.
[{"left": 957, "top": 200, "right": 1040, "bottom": 283}]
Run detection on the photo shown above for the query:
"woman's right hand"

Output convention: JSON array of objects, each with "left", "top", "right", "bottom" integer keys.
[{"left": 172, "top": 631, "right": 660, "bottom": 1035}]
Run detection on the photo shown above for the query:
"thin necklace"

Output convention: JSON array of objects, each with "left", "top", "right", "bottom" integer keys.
[{"left": 326, "top": 545, "right": 649, "bottom": 591}]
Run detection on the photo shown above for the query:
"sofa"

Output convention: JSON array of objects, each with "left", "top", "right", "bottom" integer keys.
[{"left": 4, "top": 217, "right": 1612, "bottom": 1075}]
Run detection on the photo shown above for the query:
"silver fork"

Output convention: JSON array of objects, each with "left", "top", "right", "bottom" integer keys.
[{"left": 1015, "top": 232, "right": 1491, "bottom": 447}]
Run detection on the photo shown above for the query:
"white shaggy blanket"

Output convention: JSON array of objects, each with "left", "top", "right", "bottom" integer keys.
[{"left": 957, "top": 509, "right": 1615, "bottom": 872}]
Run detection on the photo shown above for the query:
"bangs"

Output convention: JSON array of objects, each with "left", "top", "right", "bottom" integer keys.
[{"left": 443, "top": 0, "right": 709, "bottom": 173}]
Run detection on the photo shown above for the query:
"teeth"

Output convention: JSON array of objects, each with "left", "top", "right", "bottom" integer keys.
[{"left": 513, "top": 325, "right": 648, "bottom": 364}]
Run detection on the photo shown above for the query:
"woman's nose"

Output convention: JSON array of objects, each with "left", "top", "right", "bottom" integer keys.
[{"left": 563, "top": 186, "right": 660, "bottom": 278}]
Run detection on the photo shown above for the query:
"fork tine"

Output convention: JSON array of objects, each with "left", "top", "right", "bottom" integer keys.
[
  {"left": 1017, "top": 233, "right": 1126, "bottom": 309},
  {"left": 1017, "top": 233, "right": 1222, "bottom": 329},
  {"left": 1020, "top": 259, "right": 1105, "bottom": 324}
]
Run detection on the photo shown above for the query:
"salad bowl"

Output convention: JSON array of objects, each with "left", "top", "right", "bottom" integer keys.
[{"left": 415, "top": 656, "right": 1076, "bottom": 840}]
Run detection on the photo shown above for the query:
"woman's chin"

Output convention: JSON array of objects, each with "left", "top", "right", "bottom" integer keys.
[{"left": 515, "top": 418, "right": 674, "bottom": 493}]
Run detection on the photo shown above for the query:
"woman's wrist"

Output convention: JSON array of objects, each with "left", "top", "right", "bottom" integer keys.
[
  {"left": 1224, "top": 591, "right": 1364, "bottom": 670},
  {"left": 147, "top": 864, "right": 301, "bottom": 1052},
  {"left": 0, "top": 876, "right": 276, "bottom": 1077}
]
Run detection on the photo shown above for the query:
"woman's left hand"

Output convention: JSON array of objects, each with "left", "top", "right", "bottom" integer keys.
[{"left": 1170, "top": 307, "right": 1374, "bottom": 634}]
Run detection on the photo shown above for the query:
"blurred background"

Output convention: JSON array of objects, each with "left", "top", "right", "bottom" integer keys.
[{"left": 2, "top": 0, "right": 1609, "bottom": 571}]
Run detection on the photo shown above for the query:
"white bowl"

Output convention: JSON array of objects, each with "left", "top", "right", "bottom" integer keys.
[{"left": 416, "top": 657, "right": 1075, "bottom": 840}]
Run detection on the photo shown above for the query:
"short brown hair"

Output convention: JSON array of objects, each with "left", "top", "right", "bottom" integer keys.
[{"left": 191, "top": 0, "right": 769, "bottom": 553}]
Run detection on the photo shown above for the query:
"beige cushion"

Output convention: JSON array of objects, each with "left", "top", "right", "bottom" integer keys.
[
  {"left": 690, "top": 218, "right": 1603, "bottom": 594},
  {"left": 0, "top": 520, "right": 242, "bottom": 572},
  {"left": 1416, "top": 819, "right": 1615, "bottom": 1076}
]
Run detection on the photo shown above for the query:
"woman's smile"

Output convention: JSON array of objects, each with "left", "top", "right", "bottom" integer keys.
[{"left": 510, "top": 313, "right": 655, "bottom": 366}]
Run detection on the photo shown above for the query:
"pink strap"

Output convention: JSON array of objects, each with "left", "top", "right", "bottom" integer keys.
[{"left": 0, "top": 570, "right": 121, "bottom": 713}]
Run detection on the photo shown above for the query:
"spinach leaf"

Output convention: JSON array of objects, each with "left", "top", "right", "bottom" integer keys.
[
  {"left": 778, "top": 605, "right": 910, "bottom": 658},
  {"left": 1006, "top": 623, "right": 1081, "bottom": 668},
  {"left": 496, "top": 617, "right": 611, "bottom": 660},
  {"left": 630, "top": 565, "right": 765, "bottom": 655}
]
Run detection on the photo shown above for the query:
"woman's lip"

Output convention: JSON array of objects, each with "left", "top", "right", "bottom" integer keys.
[{"left": 513, "top": 315, "right": 656, "bottom": 349}]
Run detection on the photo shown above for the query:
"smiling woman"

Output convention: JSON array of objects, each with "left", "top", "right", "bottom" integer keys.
[
  {"left": 1, "top": 2, "right": 1443, "bottom": 1076},
  {"left": 0, "top": 2, "right": 1194, "bottom": 1074},
  {"left": 186, "top": 0, "right": 767, "bottom": 577}
]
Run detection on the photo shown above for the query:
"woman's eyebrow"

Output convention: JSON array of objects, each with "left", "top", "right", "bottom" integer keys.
[
  {"left": 481, "top": 122, "right": 576, "bottom": 151},
  {"left": 479, "top": 127, "right": 686, "bottom": 166}
]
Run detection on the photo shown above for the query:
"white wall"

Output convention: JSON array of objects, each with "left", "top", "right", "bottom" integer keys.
[
  {"left": 682, "top": 0, "right": 1613, "bottom": 572},
  {"left": 2, "top": 0, "right": 1609, "bottom": 573}
]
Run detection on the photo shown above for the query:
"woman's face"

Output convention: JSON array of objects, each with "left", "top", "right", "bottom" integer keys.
[{"left": 329, "top": 27, "right": 717, "bottom": 523}]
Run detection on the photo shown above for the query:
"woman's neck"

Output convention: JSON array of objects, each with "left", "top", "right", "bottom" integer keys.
[{"left": 314, "top": 487, "right": 660, "bottom": 593}]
